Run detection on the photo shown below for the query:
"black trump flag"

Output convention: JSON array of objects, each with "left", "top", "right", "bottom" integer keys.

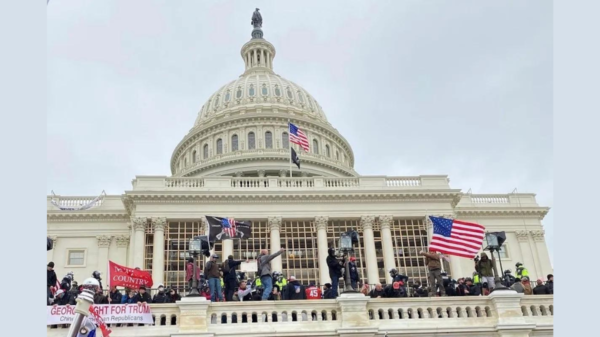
[{"left": 206, "top": 216, "right": 252, "bottom": 242}]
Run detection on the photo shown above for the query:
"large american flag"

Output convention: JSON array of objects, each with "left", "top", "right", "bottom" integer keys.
[
  {"left": 289, "top": 122, "right": 309, "bottom": 152},
  {"left": 221, "top": 218, "right": 237, "bottom": 237},
  {"left": 428, "top": 216, "right": 485, "bottom": 258}
]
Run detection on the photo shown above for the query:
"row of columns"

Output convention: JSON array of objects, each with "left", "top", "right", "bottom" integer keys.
[
  {"left": 127, "top": 215, "right": 400, "bottom": 287},
  {"left": 245, "top": 48, "right": 272, "bottom": 70}
]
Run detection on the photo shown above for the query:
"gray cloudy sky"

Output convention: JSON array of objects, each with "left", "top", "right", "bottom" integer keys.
[{"left": 47, "top": 0, "right": 552, "bottom": 262}]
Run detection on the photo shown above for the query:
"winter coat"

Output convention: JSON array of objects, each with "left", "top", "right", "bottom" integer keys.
[
  {"left": 121, "top": 294, "right": 135, "bottom": 304},
  {"left": 546, "top": 281, "right": 554, "bottom": 294},
  {"left": 109, "top": 290, "right": 122, "bottom": 304},
  {"left": 523, "top": 283, "right": 533, "bottom": 295},
  {"left": 60, "top": 277, "right": 71, "bottom": 292},
  {"left": 224, "top": 259, "right": 243, "bottom": 281},
  {"left": 476, "top": 254, "right": 495, "bottom": 276},
  {"left": 466, "top": 284, "right": 481, "bottom": 296},
  {"left": 204, "top": 261, "right": 221, "bottom": 279},
  {"left": 511, "top": 282, "right": 525, "bottom": 294},
  {"left": 133, "top": 292, "right": 152, "bottom": 303},
  {"left": 53, "top": 292, "right": 71, "bottom": 306},
  {"left": 47, "top": 269, "right": 58, "bottom": 288},
  {"left": 152, "top": 292, "right": 170, "bottom": 303},
  {"left": 369, "top": 288, "right": 386, "bottom": 298},
  {"left": 323, "top": 288, "right": 335, "bottom": 299},
  {"left": 327, "top": 254, "right": 343, "bottom": 278},
  {"left": 533, "top": 285, "right": 551, "bottom": 295},
  {"left": 420, "top": 252, "right": 442, "bottom": 270},
  {"left": 94, "top": 293, "right": 108, "bottom": 304},
  {"left": 236, "top": 287, "right": 253, "bottom": 301},
  {"left": 186, "top": 262, "right": 201, "bottom": 281},
  {"left": 258, "top": 251, "right": 284, "bottom": 277},
  {"left": 282, "top": 281, "right": 307, "bottom": 300}
]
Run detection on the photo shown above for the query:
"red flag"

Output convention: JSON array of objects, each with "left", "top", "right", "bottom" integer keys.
[
  {"left": 89, "top": 305, "right": 112, "bottom": 336},
  {"left": 108, "top": 261, "right": 153, "bottom": 289}
]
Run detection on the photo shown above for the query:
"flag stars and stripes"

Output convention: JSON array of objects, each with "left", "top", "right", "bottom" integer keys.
[
  {"left": 429, "top": 216, "right": 485, "bottom": 259},
  {"left": 289, "top": 122, "right": 310, "bottom": 152}
]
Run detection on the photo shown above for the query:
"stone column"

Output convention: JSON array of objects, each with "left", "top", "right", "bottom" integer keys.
[
  {"left": 489, "top": 290, "right": 534, "bottom": 336},
  {"left": 361, "top": 215, "right": 379, "bottom": 285},
  {"left": 222, "top": 240, "right": 233, "bottom": 261},
  {"left": 269, "top": 216, "right": 283, "bottom": 273},
  {"left": 379, "top": 215, "right": 396, "bottom": 284},
  {"left": 132, "top": 217, "right": 147, "bottom": 269},
  {"left": 315, "top": 216, "right": 329, "bottom": 286},
  {"left": 115, "top": 235, "right": 129, "bottom": 267},
  {"left": 151, "top": 217, "right": 167, "bottom": 287},
  {"left": 96, "top": 236, "right": 112, "bottom": 280},
  {"left": 530, "top": 230, "right": 552, "bottom": 278}
]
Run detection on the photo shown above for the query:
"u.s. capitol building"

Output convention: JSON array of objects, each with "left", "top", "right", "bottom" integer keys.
[{"left": 47, "top": 11, "right": 553, "bottom": 337}]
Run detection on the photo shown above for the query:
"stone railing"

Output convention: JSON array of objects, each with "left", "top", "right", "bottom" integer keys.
[
  {"left": 471, "top": 195, "right": 510, "bottom": 204},
  {"left": 130, "top": 175, "right": 453, "bottom": 191},
  {"left": 46, "top": 293, "right": 553, "bottom": 337}
]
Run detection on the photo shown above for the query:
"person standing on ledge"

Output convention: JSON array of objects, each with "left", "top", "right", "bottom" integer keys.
[
  {"left": 258, "top": 248, "right": 285, "bottom": 300},
  {"left": 419, "top": 250, "right": 446, "bottom": 297}
]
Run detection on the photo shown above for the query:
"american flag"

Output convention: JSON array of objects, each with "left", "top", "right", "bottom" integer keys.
[
  {"left": 428, "top": 216, "right": 485, "bottom": 259},
  {"left": 221, "top": 218, "right": 237, "bottom": 237},
  {"left": 289, "top": 122, "right": 309, "bottom": 152}
]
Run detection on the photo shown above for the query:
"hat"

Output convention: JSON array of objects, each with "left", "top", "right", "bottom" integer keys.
[
  {"left": 47, "top": 262, "right": 54, "bottom": 268},
  {"left": 55, "top": 289, "right": 64, "bottom": 297},
  {"left": 350, "top": 257, "right": 356, "bottom": 262},
  {"left": 211, "top": 254, "right": 219, "bottom": 258},
  {"left": 325, "top": 283, "right": 332, "bottom": 287},
  {"left": 139, "top": 285, "right": 147, "bottom": 290}
]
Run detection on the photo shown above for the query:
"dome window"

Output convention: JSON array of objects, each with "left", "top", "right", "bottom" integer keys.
[
  {"left": 225, "top": 90, "right": 231, "bottom": 102},
  {"left": 274, "top": 85, "right": 281, "bottom": 97},
  {"left": 265, "top": 131, "right": 273, "bottom": 149},
  {"left": 326, "top": 145, "right": 331, "bottom": 158},
  {"left": 236, "top": 87, "right": 243, "bottom": 99},
  {"left": 313, "top": 139, "right": 319, "bottom": 154},
  {"left": 307, "top": 97, "right": 314, "bottom": 111},
  {"left": 298, "top": 91, "right": 305, "bottom": 103},
  {"left": 286, "top": 88, "right": 293, "bottom": 99},
  {"left": 214, "top": 95, "right": 220, "bottom": 108},
  {"left": 282, "top": 132, "right": 289, "bottom": 149},
  {"left": 216, "top": 139, "right": 223, "bottom": 154},
  {"left": 192, "top": 150, "right": 197, "bottom": 163},
  {"left": 261, "top": 84, "right": 268, "bottom": 96},
  {"left": 231, "top": 135, "right": 239, "bottom": 151},
  {"left": 249, "top": 84, "right": 255, "bottom": 97},
  {"left": 203, "top": 144, "right": 209, "bottom": 159},
  {"left": 248, "top": 132, "right": 256, "bottom": 150}
]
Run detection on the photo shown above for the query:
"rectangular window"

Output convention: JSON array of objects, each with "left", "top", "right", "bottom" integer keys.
[
  {"left": 498, "top": 245, "right": 509, "bottom": 259},
  {"left": 67, "top": 250, "right": 86, "bottom": 266}
]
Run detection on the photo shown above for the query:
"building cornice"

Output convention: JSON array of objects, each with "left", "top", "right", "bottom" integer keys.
[
  {"left": 455, "top": 207, "right": 550, "bottom": 219},
  {"left": 47, "top": 212, "right": 130, "bottom": 222}
]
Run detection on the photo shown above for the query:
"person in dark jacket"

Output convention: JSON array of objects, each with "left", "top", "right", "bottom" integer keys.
[
  {"left": 323, "top": 283, "right": 335, "bottom": 299},
  {"left": 465, "top": 278, "right": 481, "bottom": 296},
  {"left": 92, "top": 271, "right": 103, "bottom": 291},
  {"left": 108, "top": 285, "right": 122, "bottom": 304},
  {"left": 282, "top": 276, "right": 307, "bottom": 300},
  {"left": 133, "top": 286, "right": 152, "bottom": 304},
  {"left": 475, "top": 253, "right": 496, "bottom": 291},
  {"left": 510, "top": 278, "right": 525, "bottom": 293},
  {"left": 385, "top": 281, "right": 407, "bottom": 298},
  {"left": 60, "top": 272, "right": 74, "bottom": 292},
  {"left": 223, "top": 255, "right": 244, "bottom": 301},
  {"left": 152, "top": 285, "right": 170, "bottom": 303},
  {"left": 546, "top": 274, "right": 554, "bottom": 294},
  {"left": 93, "top": 288, "right": 108, "bottom": 304},
  {"left": 368, "top": 284, "right": 386, "bottom": 298},
  {"left": 326, "top": 248, "right": 344, "bottom": 298},
  {"left": 68, "top": 282, "right": 80, "bottom": 305},
  {"left": 533, "top": 279, "right": 551, "bottom": 295},
  {"left": 47, "top": 262, "right": 58, "bottom": 299},
  {"left": 169, "top": 288, "right": 181, "bottom": 303},
  {"left": 205, "top": 254, "right": 223, "bottom": 302},
  {"left": 121, "top": 290, "right": 136, "bottom": 304},
  {"left": 347, "top": 257, "right": 360, "bottom": 290}
]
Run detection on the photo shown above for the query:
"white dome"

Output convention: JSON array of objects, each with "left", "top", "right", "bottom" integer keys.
[{"left": 171, "top": 25, "right": 356, "bottom": 178}]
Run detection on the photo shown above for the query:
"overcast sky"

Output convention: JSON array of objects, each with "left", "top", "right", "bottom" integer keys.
[{"left": 47, "top": 0, "right": 553, "bottom": 262}]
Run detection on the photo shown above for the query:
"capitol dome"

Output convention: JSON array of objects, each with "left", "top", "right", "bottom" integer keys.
[{"left": 171, "top": 22, "right": 357, "bottom": 178}]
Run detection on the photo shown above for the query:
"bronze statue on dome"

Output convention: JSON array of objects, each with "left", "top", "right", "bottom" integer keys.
[{"left": 251, "top": 8, "right": 262, "bottom": 28}]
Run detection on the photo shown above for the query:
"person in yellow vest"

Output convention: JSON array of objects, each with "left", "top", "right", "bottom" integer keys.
[
  {"left": 472, "top": 271, "right": 480, "bottom": 285},
  {"left": 515, "top": 262, "right": 529, "bottom": 279},
  {"left": 273, "top": 271, "right": 287, "bottom": 292}
]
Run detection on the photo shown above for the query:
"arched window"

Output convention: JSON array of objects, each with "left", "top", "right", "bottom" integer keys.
[
  {"left": 313, "top": 139, "right": 319, "bottom": 154},
  {"left": 326, "top": 145, "right": 331, "bottom": 158},
  {"left": 282, "top": 132, "right": 289, "bottom": 149},
  {"left": 203, "top": 144, "right": 209, "bottom": 159},
  {"left": 286, "top": 87, "right": 293, "bottom": 99},
  {"left": 236, "top": 87, "right": 243, "bottom": 99},
  {"left": 274, "top": 86, "right": 281, "bottom": 97},
  {"left": 214, "top": 95, "right": 220, "bottom": 108},
  {"left": 265, "top": 131, "right": 273, "bottom": 149},
  {"left": 225, "top": 90, "right": 231, "bottom": 102},
  {"left": 248, "top": 132, "right": 256, "bottom": 150},
  {"left": 231, "top": 135, "right": 239, "bottom": 151},
  {"left": 192, "top": 150, "right": 197, "bottom": 163},
  {"left": 261, "top": 84, "right": 268, "bottom": 96},
  {"left": 249, "top": 85, "right": 255, "bottom": 97},
  {"left": 298, "top": 91, "right": 305, "bottom": 103},
  {"left": 216, "top": 139, "right": 223, "bottom": 154}
]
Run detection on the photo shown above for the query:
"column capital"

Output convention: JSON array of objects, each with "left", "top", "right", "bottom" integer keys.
[
  {"left": 315, "top": 216, "right": 329, "bottom": 230},
  {"left": 379, "top": 215, "right": 393, "bottom": 229},
  {"left": 515, "top": 230, "right": 529, "bottom": 242},
  {"left": 529, "top": 230, "right": 545, "bottom": 241},
  {"left": 151, "top": 217, "right": 167, "bottom": 231},
  {"left": 97, "top": 235, "right": 112, "bottom": 248},
  {"left": 360, "top": 215, "right": 375, "bottom": 230},
  {"left": 268, "top": 216, "right": 282, "bottom": 230},
  {"left": 132, "top": 217, "right": 147, "bottom": 231},
  {"left": 115, "top": 235, "right": 130, "bottom": 248}
]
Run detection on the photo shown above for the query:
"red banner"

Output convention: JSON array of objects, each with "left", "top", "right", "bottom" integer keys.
[{"left": 108, "top": 261, "right": 153, "bottom": 289}]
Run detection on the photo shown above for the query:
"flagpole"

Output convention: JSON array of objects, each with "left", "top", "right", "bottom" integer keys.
[{"left": 288, "top": 120, "right": 292, "bottom": 178}]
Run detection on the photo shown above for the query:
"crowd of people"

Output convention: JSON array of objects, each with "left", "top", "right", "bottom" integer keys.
[{"left": 47, "top": 247, "right": 554, "bottom": 309}]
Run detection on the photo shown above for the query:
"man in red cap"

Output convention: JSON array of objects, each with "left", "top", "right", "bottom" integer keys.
[{"left": 348, "top": 256, "right": 360, "bottom": 290}]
